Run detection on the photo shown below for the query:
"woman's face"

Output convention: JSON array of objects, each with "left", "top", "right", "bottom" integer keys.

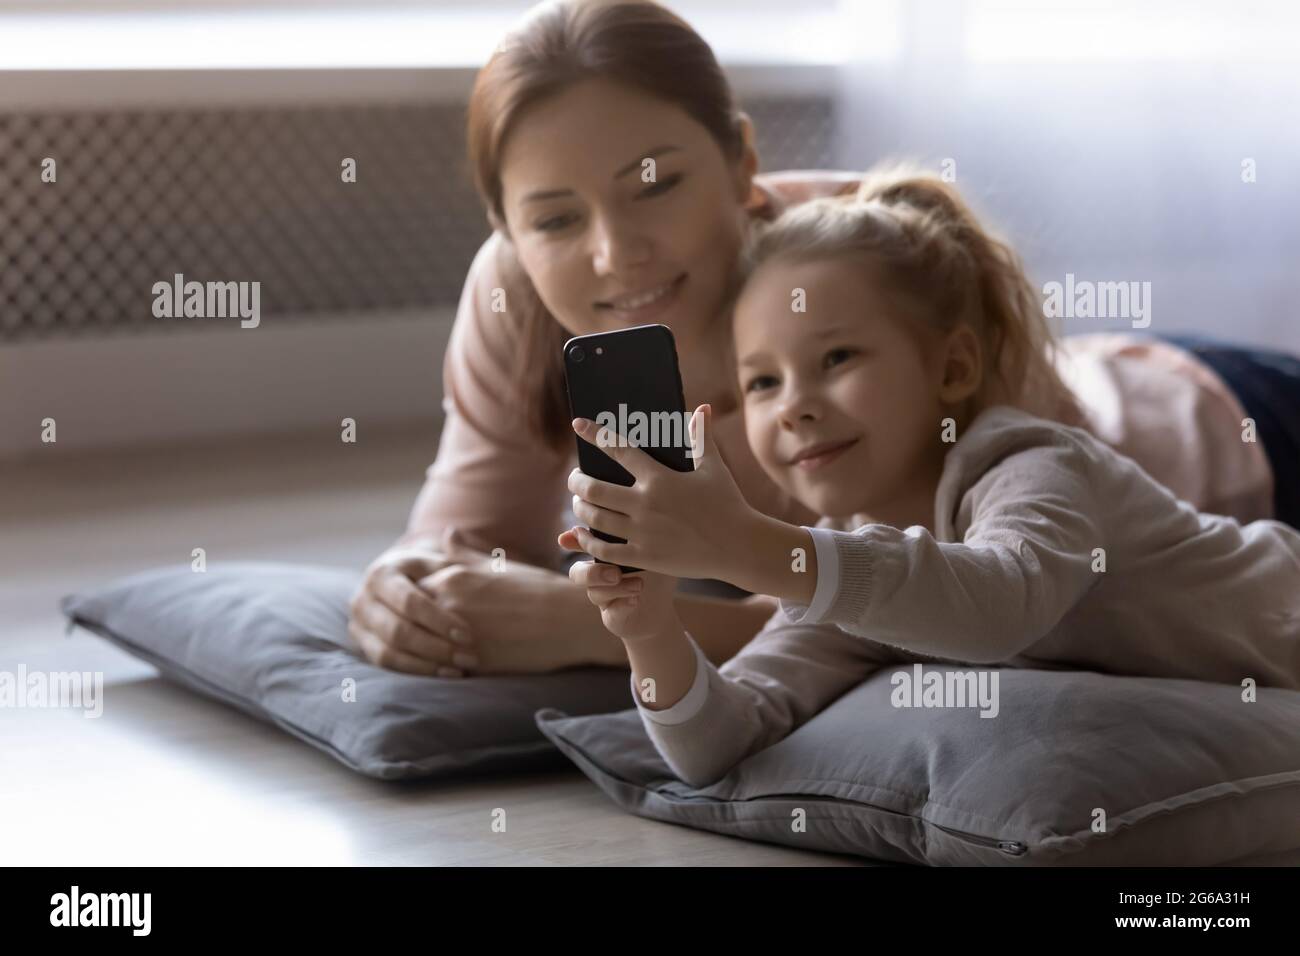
[{"left": 498, "top": 78, "right": 756, "bottom": 388}]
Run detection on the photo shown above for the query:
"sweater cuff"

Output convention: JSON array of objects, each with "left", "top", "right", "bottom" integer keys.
[
  {"left": 631, "top": 633, "right": 712, "bottom": 726},
  {"left": 778, "top": 526, "right": 840, "bottom": 625}
]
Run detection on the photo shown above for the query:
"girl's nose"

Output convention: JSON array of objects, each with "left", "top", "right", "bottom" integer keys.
[{"left": 777, "top": 388, "right": 823, "bottom": 428}]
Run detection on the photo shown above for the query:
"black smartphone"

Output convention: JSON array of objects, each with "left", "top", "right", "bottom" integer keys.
[{"left": 563, "top": 323, "right": 694, "bottom": 573}]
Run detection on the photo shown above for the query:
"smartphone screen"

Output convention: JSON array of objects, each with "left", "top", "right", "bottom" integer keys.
[{"left": 563, "top": 323, "right": 693, "bottom": 572}]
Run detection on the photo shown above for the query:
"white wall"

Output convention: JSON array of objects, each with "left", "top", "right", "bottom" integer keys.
[
  {"left": 0, "top": 309, "right": 454, "bottom": 461},
  {"left": 4, "top": 0, "right": 1294, "bottom": 463},
  {"left": 835, "top": 0, "right": 1300, "bottom": 352},
  {"left": 0, "top": 47, "right": 838, "bottom": 462}
]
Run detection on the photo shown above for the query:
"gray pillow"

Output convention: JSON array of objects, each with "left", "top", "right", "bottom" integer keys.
[
  {"left": 60, "top": 561, "right": 633, "bottom": 779},
  {"left": 536, "top": 666, "right": 1300, "bottom": 865}
]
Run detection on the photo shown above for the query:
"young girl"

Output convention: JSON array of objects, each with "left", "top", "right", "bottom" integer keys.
[{"left": 556, "top": 168, "right": 1300, "bottom": 788}]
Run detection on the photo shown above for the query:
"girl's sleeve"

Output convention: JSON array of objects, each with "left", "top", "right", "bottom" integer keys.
[
  {"left": 781, "top": 443, "right": 1105, "bottom": 664},
  {"left": 631, "top": 611, "right": 906, "bottom": 788},
  {"left": 396, "top": 232, "right": 571, "bottom": 570}
]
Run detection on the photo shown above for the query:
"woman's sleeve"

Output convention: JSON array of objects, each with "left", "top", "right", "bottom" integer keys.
[
  {"left": 395, "top": 232, "right": 571, "bottom": 570},
  {"left": 631, "top": 612, "right": 906, "bottom": 788},
  {"left": 781, "top": 443, "right": 1104, "bottom": 664},
  {"left": 1056, "top": 333, "right": 1275, "bottom": 523}
]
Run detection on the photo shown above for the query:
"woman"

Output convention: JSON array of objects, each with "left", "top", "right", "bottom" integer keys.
[{"left": 347, "top": 0, "right": 1283, "bottom": 677}]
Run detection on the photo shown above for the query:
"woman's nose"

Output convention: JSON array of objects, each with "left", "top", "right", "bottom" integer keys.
[{"left": 590, "top": 213, "right": 652, "bottom": 277}]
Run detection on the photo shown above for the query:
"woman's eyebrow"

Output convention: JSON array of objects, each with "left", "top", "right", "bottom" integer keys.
[
  {"left": 614, "top": 145, "right": 682, "bottom": 179},
  {"left": 522, "top": 188, "right": 575, "bottom": 204},
  {"left": 521, "top": 145, "right": 683, "bottom": 203}
]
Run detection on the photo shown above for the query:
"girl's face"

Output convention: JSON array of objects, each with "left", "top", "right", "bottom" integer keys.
[
  {"left": 498, "top": 78, "right": 756, "bottom": 393},
  {"left": 734, "top": 255, "right": 969, "bottom": 527}
]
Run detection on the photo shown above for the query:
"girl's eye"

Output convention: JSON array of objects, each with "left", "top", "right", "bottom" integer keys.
[
  {"left": 639, "top": 172, "right": 684, "bottom": 199},
  {"left": 744, "top": 374, "right": 778, "bottom": 394},
  {"left": 536, "top": 213, "right": 578, "bottom": 233},
  {"left": 824, "top": 347, "right": 858, "bottom": 368}
]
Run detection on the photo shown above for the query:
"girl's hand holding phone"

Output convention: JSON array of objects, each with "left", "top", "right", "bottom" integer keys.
[
  {"left": 564, "top": 561, "right": 681, "bottom": 643},
  {"left": 559, "top": 403, "right": 758, "bottom": 583}
]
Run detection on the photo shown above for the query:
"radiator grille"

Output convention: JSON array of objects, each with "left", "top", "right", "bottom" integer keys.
[{"left": 0, "top": 97, "right": 834, "bottom": 341}]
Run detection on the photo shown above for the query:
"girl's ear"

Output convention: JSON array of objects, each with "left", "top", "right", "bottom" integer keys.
[{"left": 937, "top": 324, "right": 983, "bottom": 405}]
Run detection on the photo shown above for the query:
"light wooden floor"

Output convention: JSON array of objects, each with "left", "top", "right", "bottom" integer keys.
[{"left": 0, "top": 426, "right": 861, "bottom": 866}]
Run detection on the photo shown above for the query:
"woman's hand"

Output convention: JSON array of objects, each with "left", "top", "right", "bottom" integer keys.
[
  {"left": 349, "top": 529, "right": 623, "bottom": 676},
  {"left": 347, "top": 533, "right": 477, "bottom": 677},
  {"left": 567, "top": 559, "right": 682, "bottom": 644},
  {"left": 415, "top": 533, "right": 625, "bottom": 673},
  {"left": 562, "top": 404, "right": 760, "bottom": 583}
]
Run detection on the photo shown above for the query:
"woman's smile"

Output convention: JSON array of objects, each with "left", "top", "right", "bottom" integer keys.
[{"left": 595, "top": 272, "right": 687, "bottom": 320}]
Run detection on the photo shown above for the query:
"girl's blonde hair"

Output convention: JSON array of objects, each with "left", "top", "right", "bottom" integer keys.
[{"left": 736, "top": 164, "right": 1086, "bottom": 428}]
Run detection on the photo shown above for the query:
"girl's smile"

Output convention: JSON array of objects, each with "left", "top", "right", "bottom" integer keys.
[{"left": 789, "top": 436, "right": 861, "bottom": 471}]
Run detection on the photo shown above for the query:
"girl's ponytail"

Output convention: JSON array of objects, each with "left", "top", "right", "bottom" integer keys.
[{"left": 744, "top": 163, "right": 1085, "bottom": 428}]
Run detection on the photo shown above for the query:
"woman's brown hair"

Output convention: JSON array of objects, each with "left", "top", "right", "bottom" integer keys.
[
  {"left": 466, "top": 0, "right": 748, "bottom": 450},
  {"left": 737, "top": 164, "right": 1088, "bottom": 430}
]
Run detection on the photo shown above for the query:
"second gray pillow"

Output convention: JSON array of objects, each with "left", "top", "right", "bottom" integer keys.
[{"left": 537, "top": 666, "right": 1300, "bottom": 865}]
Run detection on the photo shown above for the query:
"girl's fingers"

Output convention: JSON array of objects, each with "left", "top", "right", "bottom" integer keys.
[
  {"left": 572, "top": 526, "right": 634, "bottom": 566},
  {"left": 587, "top": 589, "right": 620, "bottom": 611},
  {"left": 586, "top": 574, "right": 646, "bottom": 611},
  {"left": 571, "top": 495, "right": 633, "bottom": 539},
  {"left": 587, "top": 578, "right": 645, "bottom": 599},
  {"left": 569, "top": 559, "right": 622, "bottom": 587},
  {"left": 567, "top": 467, "right": 638, "bottom": 514},
  {"left": 571, "top": 418, "right": 656, "bottom": 482},
  {"left": 589, "top": 591, "right": 642, "bottom": 613}
]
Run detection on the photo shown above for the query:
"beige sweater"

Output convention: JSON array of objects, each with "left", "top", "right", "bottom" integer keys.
[
  {"left": 398, "top": 171, "right": 1273, "bottom": 567},
  {"left": 635, "top": 405, "right": 1300, "bottom": 788}
]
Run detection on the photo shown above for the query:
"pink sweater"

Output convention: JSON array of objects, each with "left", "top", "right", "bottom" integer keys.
[{"left": 399, "top": 171, "right": 1275, "bottom": 568}]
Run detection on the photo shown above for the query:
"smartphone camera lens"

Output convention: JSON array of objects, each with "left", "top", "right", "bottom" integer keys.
[{"left": 570, "top": 345, "right": 585, "bottom": 363}]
